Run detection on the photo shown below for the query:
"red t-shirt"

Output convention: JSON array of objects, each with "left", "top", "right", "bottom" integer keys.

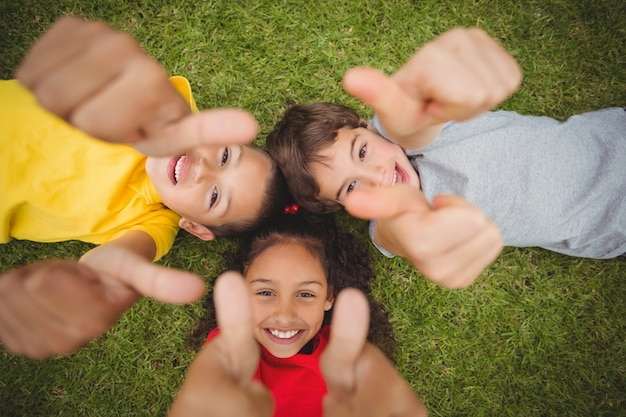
[{"left": 205, "top": 325, "right": 330, "bottom": 417}]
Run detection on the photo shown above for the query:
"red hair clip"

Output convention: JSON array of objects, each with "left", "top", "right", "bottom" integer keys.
[{"left": 284, "top": 203, "right": 299, "bottom": 214}]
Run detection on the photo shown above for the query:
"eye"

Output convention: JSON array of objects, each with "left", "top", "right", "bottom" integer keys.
[
  {"left": 257, "top": 290, "right": 275, "bottom": 297},
  {"left": 297, "top": 292, "right": 315, "bottom": 298},
  {"left": 346, "top": 181, "right": 356, "bottom": 194},
  {"left": 220, "top": 148, "right": 229, "bottom": 167},
  {"left": 209, "top": 187, "right": 218, "bottom": 208},
  {"left": 358, "top": 144, "right": 366, "bottom": 161}
]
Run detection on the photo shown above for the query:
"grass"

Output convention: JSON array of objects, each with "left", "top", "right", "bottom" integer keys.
[{"left": 1, "top": 0, "right": 625, "bottom": 416}]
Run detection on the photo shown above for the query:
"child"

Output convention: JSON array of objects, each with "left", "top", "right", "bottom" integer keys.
[
  {"left": 1, "top": 76, "right": 287, "bottom": 256},
  {"left": 181, "top": 208, "right": 420, "bottom": 417},
  {"left": 266, "top": 28, "right": 626, "bottom": 288},
  {"left": 0, "top": 17, "right": 290, "bottom": 359},
  {"left": 170, "top": 274, "right": 428, "bottom": 417}
]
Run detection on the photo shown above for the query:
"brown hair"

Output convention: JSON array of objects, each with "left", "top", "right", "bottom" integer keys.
[{"left": 266, "top": 103, "right": 367, "bottom": 214}]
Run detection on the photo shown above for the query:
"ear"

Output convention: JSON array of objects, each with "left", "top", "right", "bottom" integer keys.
[
  {"left": 324, "top": 293, "right": 335, "bottom": 311},
  {"left": 362, "top": 119, "right": 374, "bottom": 131},
  {"left": 179, "top": 218, "right": 216, "bottom": 241}
]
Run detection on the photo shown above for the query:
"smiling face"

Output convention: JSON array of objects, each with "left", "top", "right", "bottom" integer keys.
[
  {"left": 245, "top": 241, "right": 333, "bottom": 358},
  {"left": 145, "top": 144, "right": 273, "bottom": 238},
  {"left": 310, "top": 126, "right": 420, "bottom": 206}
]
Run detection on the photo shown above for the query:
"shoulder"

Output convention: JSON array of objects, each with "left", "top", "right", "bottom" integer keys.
[
  {"left": 202, "top": 327, "right": 221, "bottom": 348},
  {"left": 317, "top": 325, "right": 331, "bottom": 348},
  {"left": 168, "top": 76, "right": 199, "bottom": 112}
]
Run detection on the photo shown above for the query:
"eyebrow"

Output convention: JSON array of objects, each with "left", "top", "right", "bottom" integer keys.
[
  {"left": 335, "top": 134, "right": 358, "bottom": 201},
  {"left": 221, "top": 146, "right": 244, "bottom": 217},
  {"left": 249, "top": 278, "right": 324, "bottom": 287}
]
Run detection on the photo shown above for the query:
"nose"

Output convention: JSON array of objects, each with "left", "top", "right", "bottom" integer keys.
[
  {"left": 272, "top": 298, "right": 297, "bottom": 324},
  {"left": 193, "top": 157, "right": 216, "bottom": 183},
  {"left": 359, "top": 164, "right": 385, "bottom": 187}
]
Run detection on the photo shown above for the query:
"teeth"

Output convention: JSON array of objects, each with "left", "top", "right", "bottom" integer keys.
[
  {"left": 392, "top": 170, "right": 398, "bottom": 185},
  {"left": 269, "top": 329, "right": 299, "bottom": 339},
  {"left": 174, "top": 155, "right": 186, "bottom": 183}
]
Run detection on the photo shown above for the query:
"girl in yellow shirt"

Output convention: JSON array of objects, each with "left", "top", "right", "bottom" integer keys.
[{"left": 0, "top": 17, "right": 289, "bottom": 359}]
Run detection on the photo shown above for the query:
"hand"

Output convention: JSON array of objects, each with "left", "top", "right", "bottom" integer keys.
[
  {"left": 168, "top": 272, "right": 273, "bottom": 417},
  {"left": 169, "top": 277, "right": 427, "bottom": 417},
  {"left": 0, "top": 247, "right": 205, "bottom": 359},
  {"left": 343, "top": 27, "right": 521, "bottom": 148},
  {"left": 345, "top": 185, "right": 502, "bottom": 288},
  {"left": 321, "top": 288, "right": 428, "bottom": 417},
  {"left": 15, "top": 16, "right": 258, "bottom": 157}
]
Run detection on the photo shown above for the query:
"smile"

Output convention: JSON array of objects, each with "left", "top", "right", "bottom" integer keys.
[
  {"left": 393, "top": 163, "right": 408, "bottom": 185},
  {"left": 268, "top": 329, "right": 300, "bottom": 339},
  {"left": 172, "top": 154, "right": 187, "bottom": 184}
]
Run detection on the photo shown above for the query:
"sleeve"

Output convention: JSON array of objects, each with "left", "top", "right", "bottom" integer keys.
[
  {"left": 369, "top": 220, "right": 395, "bottom": 258},
  {"left": 369, "top": 115, "right": 391, "bottom": 140},
  {"left": 128, "top": 220, "right": 179, "bottom": 261},
  {"left": 107, "top": 207, "right": 181, "bottom": 261},
  {"left": 169, "top": 76, "right": 199, "bottom": 113}
]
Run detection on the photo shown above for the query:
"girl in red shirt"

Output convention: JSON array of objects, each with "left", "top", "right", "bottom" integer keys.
[{"left": 191, "top": 207, "right": 398, "bottom": 417}]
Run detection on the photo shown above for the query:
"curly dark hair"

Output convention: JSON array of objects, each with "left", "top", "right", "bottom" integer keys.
[
  {"left": 191, "top": 208, "right": 396, "bottom": 361},
  {"left": 206, "top": 144, "right": 292, "bottom": 238},
  {"left": 266, "top": 103, "right": 367, "bottom": 214}
]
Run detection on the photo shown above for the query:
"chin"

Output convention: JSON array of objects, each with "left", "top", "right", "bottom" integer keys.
[
  {"left": 266, "top": 345, "right": 301, "bottom": 359},
  {"left": 270, "top": 352, "right": 295, "bottom": 359}
]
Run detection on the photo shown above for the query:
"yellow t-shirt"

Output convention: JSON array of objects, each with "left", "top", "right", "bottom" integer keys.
[{"left": 0, "top": 76, "right": 198, "bottom": 261}]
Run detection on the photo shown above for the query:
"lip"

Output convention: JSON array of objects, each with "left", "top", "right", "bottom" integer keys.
[
  {"left": 393, "top": 162, "right": 409, "bottom": 185},
  {"left": 167, "top": 154, "right": 188, "bottom": 185},
  {"left": 264, "top": 328, "right": 304, "bottom": 345}
]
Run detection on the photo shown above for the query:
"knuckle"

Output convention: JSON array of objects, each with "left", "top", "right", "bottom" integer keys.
[
  {"left": 110, "top": 32, "right": 145, "bottom": 58},
  {"left": 72, "top": 306, "right": 116, "bottom": 337},
  {"left": 25, "top": 344, "right": 52, "bottom": 360},
  {"left": 421, "top": 264, "right": 452, "bottom": 283},
  {"left": 445, "top": 27, "right": 468, "bottom": 39},
  {"left": 0, "top": 271, "right": 21, "bottom": 294},
  {"left": 405, "top": 240, "right": 433, "bottom": 259},
  {"left": 468, "top": 27, "right": 489, "bottom": 40},
  {"left": 23, "top": 260, "right": 76, "bottom": 292},
  {"left": 36, "top": 82, "right": 72, "bottom": 119},
  {"left": 88, "top": 20, "right": 113, "bottom": 33},
  {"left": 434, "top": 271, "right": 473, "bottom": 289},
  {"left": 416, "top": 41, "right": 442, "bottom": 64},
  {"left": 48, "top": 336, "right": 87, "bottom": 357}
]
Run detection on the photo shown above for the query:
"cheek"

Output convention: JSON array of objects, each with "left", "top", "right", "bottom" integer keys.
[
  {"left": 303, "top": 303, "right": 326, "bottom": 328},
  {"left": 159, "top": 190, "right": 188, "bottom": 215},
  {"left": 250, "top": 301, "right": 269, "bottom": 325},
  {"left": 145, "top": 158, "right": 169, "bottom": 183},
  {"left": 172, "top": 188, "right": 207, "bottom": 214},
  {"left": 375, "top": 141, "right": 398, "bottom": 159}
]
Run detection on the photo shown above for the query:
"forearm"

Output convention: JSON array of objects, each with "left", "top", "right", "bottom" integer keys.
[
  {"left": 80, "top": 230, "right": 157, "bottom": 265},
  {"left": 370, "top": 114, "right": 444, "bottom": 150},
  {"left": 388, "top": 121, "right": 445, "bottom": 150}
]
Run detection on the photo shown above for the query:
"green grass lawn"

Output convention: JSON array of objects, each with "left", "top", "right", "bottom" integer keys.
[{"left": 1, "top": 1, "right": 625, "bottom": 416}]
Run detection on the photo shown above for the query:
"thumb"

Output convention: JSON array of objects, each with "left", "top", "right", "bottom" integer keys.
[
  {"left": 321, "top": 288, "right": 369, "bottom": 401},
  {"left": 343, "top": 67, "right": 432, "bottom": 138},
  {"left": 83, "top": 245, "right": 206, "bottom": 304},
  {"left": 133, "top": 108, "right": 258, "bottom": 157},
  {"left": 344, "top": 184, "right": 431, "bottom": 220},
  {"left": 214, "top": 271, "right": 260, "bottom": 384},
  {"left": 343, "top": 67, "right": 400, "bottom": 112},
  {"left": 432, "top": 193, "right": 473, "bottom": 210}
]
